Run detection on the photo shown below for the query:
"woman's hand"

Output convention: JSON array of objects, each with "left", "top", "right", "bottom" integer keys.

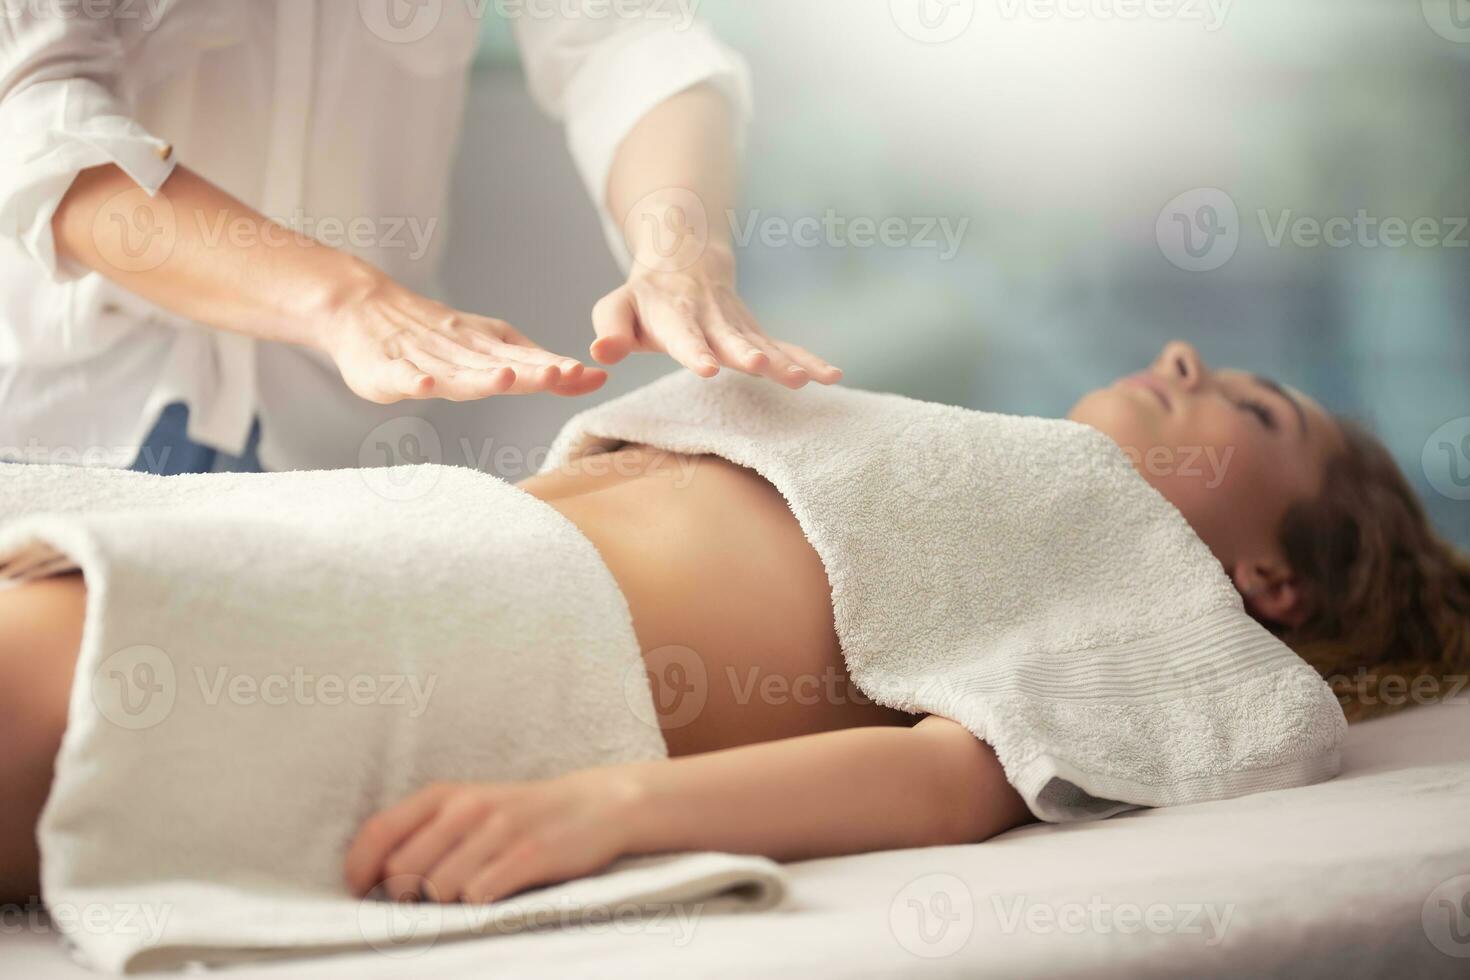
[
  {"left": 590, "top": 243, "right": 841, "bottom": 390},
  {"left": 597, "top": 83, "right": 842, "bottom": 389},
  {"left": 322, "top": 270, "right": 607, "bottom": 404},
  {"left": 344, "top": 769, "right": 643, "bottom": 904},
  {"left": 53, "top": 165, "right": 608, "bottom": 405}
]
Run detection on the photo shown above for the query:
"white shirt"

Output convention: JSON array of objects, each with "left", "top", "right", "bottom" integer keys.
[{"left": 0, "top": 0, "right": 750, "bottom": 470}]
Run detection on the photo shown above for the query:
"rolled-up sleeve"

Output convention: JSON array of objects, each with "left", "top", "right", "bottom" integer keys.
[
  {"left": 510, "top": 8, "right": 752, "bottom": 271},
  {"left": 0, "top": 5, "right": 177, "bottom": 282}
]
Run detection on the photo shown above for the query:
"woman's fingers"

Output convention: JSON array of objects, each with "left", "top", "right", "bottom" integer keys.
[
  {"left": 372, "top": 340, "right": 596, "bottom": 401},
  {"left": 590, "top": 288, "right": 638, "bottom": 365},
  {"left": 589, "top": 271, "right": 841, "bottom": 391},
  {"left": 632, "top": 286, "right": 720, "bottom": 377},
  {"left": 462, "top": 836, "right": 556, "bottom": 906},
  {"left": 702, "top": 301, "right": 769, "bottom": 377},
  {"left": 452, "top": 322, "right": 584, "bottom": 379},
  {"left": 506, "top": 360, "right": 562, "bottom": 393},
  {"left": 735, "top": 320, "right": 808, "bottom": 389},
  {"left": 550, "top": 366, "right": 609, "bottom": 398},
  {"left": 379, "top": 796, "right": 495, "bottom": 901},
  {"left": 415, "top": 324, "right": 560, "bottom": 384},
  {"left": 348, "top": 357, "right": 433, "bottom": 405},
  {"left": 400, "top": 350, "right": 518, "bottom": 400},
  {"left": 721, "top": 292, "right": 839, "bottom": 388},
  {"left": 350, "top": 774, "right": 633, "bottom": 907},
  {"left": 773, "top": 339, "right": 842, "bottom": 385},
  {"left": 345, "top": 784, "right": 456, "bottom": 896},
  {"left": 421, "top": 811, "right": 517, "bottom": 903},
  {"left": 380, "top": 303, "right": 585, "bottom": 388},
  {"left": 333, "top": 279, "right": 607, "bottom": 403},
  {"left": 389, "top": 358, "right": 434, "bottom": 400}
]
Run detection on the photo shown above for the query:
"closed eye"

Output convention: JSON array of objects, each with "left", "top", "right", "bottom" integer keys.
[
  {"left": 1248, "top": 373, "right": 1308, "bottom": 437},
  {"left": 1237, "top": 398, "right": 1277, "bottom": 430}
]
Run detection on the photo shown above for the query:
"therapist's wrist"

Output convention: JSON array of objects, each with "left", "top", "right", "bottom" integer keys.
[
  {"left": 295, "top": 256, "right": 391, "bottom": 353},
  {"left": 621, "top": 189, "right": 736, "bottom": 280},
  {"left": 626, "top": 236, "right": 737, "bottom": 285}
]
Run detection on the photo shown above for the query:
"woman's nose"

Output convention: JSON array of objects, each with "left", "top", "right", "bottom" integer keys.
[{"left": 1156, "top": 340, "right": 1206, "bottom": 390}]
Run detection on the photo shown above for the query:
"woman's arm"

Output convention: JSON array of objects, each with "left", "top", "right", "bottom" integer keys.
[
  {"left": 623, "top": 714, "right": 1032, "bottom": 860},
  {"left": 51, "top": 164, "right": 605, "bottom": 402},
  {"left": 344, "top": 715, "right": 1033, "bottom": 904},
  {"left": 506, "top": 8, "right": 838, "bottom": 387},
  {"left": 592, "top": 84, "right": 843, "bottom": 388}
]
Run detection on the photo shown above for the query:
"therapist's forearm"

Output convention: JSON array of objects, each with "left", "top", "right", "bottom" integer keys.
[
  {"left": 50, "top": 164, "right": 596, "bottom": 401},
  {"left": 51, "top": 163, "right": 370, "bottom": 349},
  {"left": 606, "top": 83, "right": 737, "bottom": 260}
]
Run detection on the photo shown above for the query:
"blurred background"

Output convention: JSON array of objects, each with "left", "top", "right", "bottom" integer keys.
[{"left": 421, "top": 0, "right": 1469, "bottom": 547}]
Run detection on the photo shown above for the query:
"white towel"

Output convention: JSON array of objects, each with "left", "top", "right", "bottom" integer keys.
[
  {"left": 0, "top": 463, "right": 784, "bottom": 974},
  {"left": 543, "top": 370, "right": 1348, "bottom": 820}
]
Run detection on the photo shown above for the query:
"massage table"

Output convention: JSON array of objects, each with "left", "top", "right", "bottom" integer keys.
[{"left": 8, "top": 698, "right": 1467, "bottom": 978}]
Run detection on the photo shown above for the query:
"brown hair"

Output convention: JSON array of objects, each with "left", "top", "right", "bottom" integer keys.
[{"left": 1272, "top": 418, "right": 1470, "bottom": 722}]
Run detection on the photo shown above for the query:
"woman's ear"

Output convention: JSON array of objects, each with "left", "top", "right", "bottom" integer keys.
[{"left": 1231, "top": 557, "right": 1312, "bottom": 628}]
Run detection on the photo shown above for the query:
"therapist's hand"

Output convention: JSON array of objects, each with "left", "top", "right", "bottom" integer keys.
[
  {"left": 323, "top": 271, "right": 607, "bottom": 404},
  {"left": 590, "top": 242, "right": 842, "bottom": 389},
  {"left": 596, "top": 84, "right": 841, "bottom": 389}
]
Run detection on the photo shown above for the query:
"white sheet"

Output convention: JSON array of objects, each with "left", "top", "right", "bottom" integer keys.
[{"left": 11, "top": 699, "right": 1468, "bottom": 978}]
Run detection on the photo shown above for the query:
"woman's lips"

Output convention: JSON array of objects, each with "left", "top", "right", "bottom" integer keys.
[{"left": 1122, "top": 372, "right": 1172, "bottom": 411}]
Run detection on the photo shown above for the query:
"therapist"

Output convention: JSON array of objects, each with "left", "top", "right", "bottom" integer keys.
[{"left": 0, "top": 1, "right": 840, "bottom": 475}]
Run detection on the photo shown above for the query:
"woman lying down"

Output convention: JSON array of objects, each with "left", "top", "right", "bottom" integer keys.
[{"left": 2, "top": 341, "right": 1466, "bottom": 930}]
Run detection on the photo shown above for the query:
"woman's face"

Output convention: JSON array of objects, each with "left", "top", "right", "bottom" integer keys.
[{"left": 1068, "top": 340, "right": 1343, "bottom": 626}]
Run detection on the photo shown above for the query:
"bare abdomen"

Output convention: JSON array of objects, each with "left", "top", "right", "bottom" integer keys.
[{"left": 522, "top": 446, "right": 917, "bottom": 756}]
